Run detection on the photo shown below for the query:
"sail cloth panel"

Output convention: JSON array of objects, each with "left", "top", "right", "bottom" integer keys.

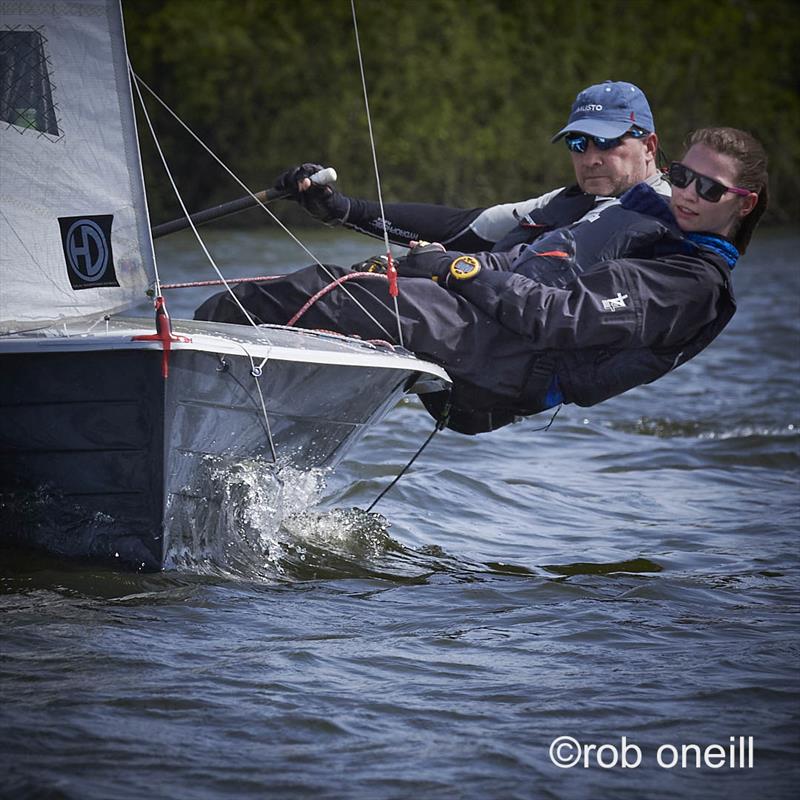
[{"left": 0, "top": 0, "right": 155, "bottom": 333}]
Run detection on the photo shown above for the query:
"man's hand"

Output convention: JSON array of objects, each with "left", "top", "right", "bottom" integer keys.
[
  {"left": 272, "top": 163, "right": 350, "bottom": 223},
  {"left": 350, "top": 254, "right": 391, "bottom": 273}
]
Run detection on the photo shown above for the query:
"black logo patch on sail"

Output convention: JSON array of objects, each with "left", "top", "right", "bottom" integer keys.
[{"left": 58, "top": 215, "right": 119, "bottom": 289}]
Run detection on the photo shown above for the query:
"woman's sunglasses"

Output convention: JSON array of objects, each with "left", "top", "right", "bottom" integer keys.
[
  {"left": 564, "top": 127, "right": 648, "bottom": 154},
  {"left": 668, "top": 162, "right": 752, "bottom": 203}
]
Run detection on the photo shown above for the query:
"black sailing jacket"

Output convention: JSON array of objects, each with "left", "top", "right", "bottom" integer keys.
[
  {"left": 434, "top": 184, "right": 737, "bottom": 416},
  {"left": 339, "top": 183, "right": 611, "bottom": 251}
]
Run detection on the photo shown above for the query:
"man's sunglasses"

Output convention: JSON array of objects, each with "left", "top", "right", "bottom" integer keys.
[
  {"left": 564, "top": 127, "right": 648, "bottom": 154},
  {"left": 668, "top": 162, "right": 752, "bottom": 203}
]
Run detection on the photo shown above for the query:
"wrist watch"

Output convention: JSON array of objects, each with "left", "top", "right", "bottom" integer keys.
[{"left": 448, "top": 255, "right": 481, "bottom": 281}]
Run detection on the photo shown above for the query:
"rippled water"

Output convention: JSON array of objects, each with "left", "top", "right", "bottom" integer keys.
[{"left": 2, "top": 228, "right": 798, "bottom": 799}]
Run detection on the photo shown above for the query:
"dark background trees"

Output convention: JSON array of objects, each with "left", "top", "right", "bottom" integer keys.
[{"left": 126, "top": 0, "right": 799, "bottom": 227}]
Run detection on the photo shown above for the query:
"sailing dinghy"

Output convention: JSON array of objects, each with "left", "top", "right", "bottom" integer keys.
[{"left": 0, "top": 1, "right": 449, "bottom": 570}]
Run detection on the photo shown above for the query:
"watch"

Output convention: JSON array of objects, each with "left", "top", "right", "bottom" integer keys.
[{"left": 448, "top": 255, "right": 481, "bottom": 281}]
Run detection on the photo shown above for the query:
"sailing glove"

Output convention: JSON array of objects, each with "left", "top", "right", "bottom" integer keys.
[
  {"left": 273, "top": 162, "right": 350, "bottom": 224},
  {"left": 395, "top": 242, "right": 451, "bottom": 281},
  {"left": 396, "top": 243, "right": 483, "bottom": 288},
  {"left": 350, "top": 254, "right": 391, "bottom": 273}
]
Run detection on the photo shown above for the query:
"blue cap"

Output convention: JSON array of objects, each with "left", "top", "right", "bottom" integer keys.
[{"left": 552, "top": 80, "right": 655, "bottom": 142}]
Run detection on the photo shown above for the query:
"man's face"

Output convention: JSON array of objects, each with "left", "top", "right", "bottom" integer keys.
[{"left": 570, "top": 133, "right": 659, "bottom": 197}]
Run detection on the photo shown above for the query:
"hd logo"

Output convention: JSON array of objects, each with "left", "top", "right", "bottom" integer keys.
[{"left": 58, "top": 214, "right": 119, "bottom": 289}]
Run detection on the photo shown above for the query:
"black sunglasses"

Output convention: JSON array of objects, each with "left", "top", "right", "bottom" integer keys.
[
  {"left": 564, "top": 127, "right": 648, "bottom": 154},
  {"left": 668, "top": 162, "right": 752, "bottom": 203}
]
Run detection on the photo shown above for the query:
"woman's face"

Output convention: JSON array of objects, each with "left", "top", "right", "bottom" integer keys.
[{"left": 670, "top": 143, "right": 757, "bottom": 238}]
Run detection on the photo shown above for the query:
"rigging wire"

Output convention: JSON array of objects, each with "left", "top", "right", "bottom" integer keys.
[
  {"left": 132, "top": 72, "right": 397, "bottom": 344},
  {"left": 131, "top": 60, "right": 283, "bottom": 455},
  {"left": 366, "top": 418, "right": 443, "bottom": 513},
  {"left": 366, "top": 402, "right": 563, "bottom": 511},
  {"left": 243, "top": 349, "right": 279, "bottom": 463},
  {"left": 350, "top": 0, "right": 405, "bottom": 348},
  {"left": 130, "top": 61, "right": 266, "bottom": 336},
  {"left": 348, "top": 2, "right": 561, "bottom": 509}
]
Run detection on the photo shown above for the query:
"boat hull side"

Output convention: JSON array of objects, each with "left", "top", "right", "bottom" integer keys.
[
  {"left": 0, "top": 350, "right": 166, "bottom": 570},
  {"left": 0, "top": 343, "right": 418, "bottom": 570},
  {"left": 161, "top": 348, "right": 411, "bottom": 563}
]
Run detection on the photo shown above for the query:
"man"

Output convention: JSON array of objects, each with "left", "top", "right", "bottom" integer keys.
[{"left": 274, "top": 80, "right": 668, "bottom": 253}]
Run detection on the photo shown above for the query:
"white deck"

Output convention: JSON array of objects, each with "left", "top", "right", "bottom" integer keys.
[{"left": 0, "top": 316, "right": 451, "bottom": 387}]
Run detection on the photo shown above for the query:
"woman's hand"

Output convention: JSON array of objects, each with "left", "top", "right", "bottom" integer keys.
[{"left": 396, "top": 241, "right": 452, "bottom": 281}]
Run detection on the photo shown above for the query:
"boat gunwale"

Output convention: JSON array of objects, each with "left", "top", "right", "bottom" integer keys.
[{"left": 0, "top": 317, "right": 451, "bottom": 383}]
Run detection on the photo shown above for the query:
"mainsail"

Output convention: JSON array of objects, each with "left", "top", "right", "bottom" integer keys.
[{"left": 0, "top": 0, "right": 155, "bottom": 333}]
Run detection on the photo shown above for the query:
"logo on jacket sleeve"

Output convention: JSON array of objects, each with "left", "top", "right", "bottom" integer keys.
[
  {"left": 601, "top": 292, "right": 629, "bottom": 312},
  {"left": 58, "top": 215, "right": 119, "bottom": 289}
]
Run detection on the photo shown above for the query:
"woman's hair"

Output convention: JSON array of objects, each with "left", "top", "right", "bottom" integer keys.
[{"left": 685, "top": 127, "right": 769, "bottom": 254}]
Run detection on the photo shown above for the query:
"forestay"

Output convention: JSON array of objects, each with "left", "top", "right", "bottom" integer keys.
[{"left": 0, "top": 0, "right": 155, "bottom": 333}]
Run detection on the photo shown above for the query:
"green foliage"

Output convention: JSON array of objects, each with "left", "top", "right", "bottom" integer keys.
[{"left": 125, "top": 0, "right": 799, "bottom": 225}]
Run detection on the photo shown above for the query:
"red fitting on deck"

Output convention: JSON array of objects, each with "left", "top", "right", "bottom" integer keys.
[{"left": 132, "top": 295, "right": 191, "bottom": 378}]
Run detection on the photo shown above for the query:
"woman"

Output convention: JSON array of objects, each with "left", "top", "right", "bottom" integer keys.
[
  {"left": 669, "top": 127, "right": 766, "bottom": 255},
  {"left": 196, "top": 127, "right": 769, "bottom": 435}
]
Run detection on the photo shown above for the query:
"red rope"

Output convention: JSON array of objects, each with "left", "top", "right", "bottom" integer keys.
[
  {"left": 286, "top": 271, "right": 387, "bottom": 327},
  {"left": 161, "top": 275, "right": 284, "bottom": 290},
  {"left": 303, "top": 328, "right": 395, "bottom": 349},
  {"left": 161, "top": 270, "right": 393, "bottom": 341}
]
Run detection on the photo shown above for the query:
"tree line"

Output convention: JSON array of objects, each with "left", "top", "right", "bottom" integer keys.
[{"left": 126, "top": 0, "right": 799, "bottom": 228}]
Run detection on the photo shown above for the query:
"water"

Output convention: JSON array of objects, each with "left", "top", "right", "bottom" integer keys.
[{"left": 2, "top": 227, "right": 799, "bottom": 799}]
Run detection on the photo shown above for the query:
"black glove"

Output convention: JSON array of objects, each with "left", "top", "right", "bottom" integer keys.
[
  {"left": 273, "top": 162, "right": 350, "bottom": 224},
  {"left": 395, "top": 243, "right": 453, "bottom": 281},
  {"left": 350, "top": 254, "right": 391, "bottom": 273}
]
